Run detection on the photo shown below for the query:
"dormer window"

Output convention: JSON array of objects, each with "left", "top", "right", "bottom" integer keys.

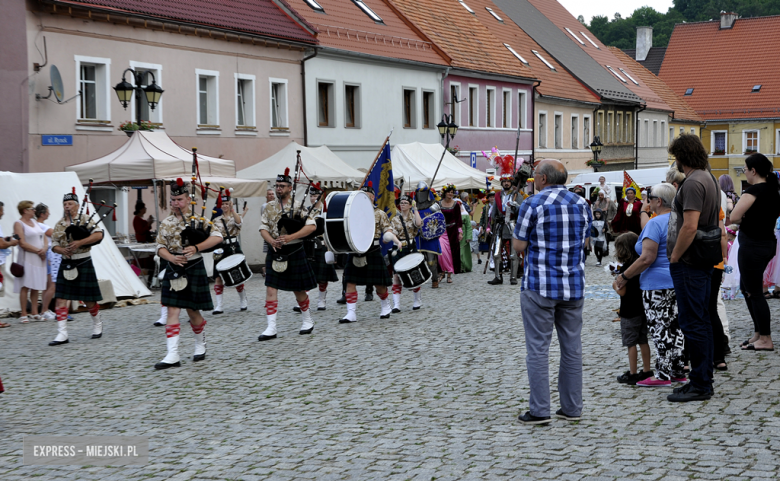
[
  {"left": 503, "top": 43, "right": 528, "bottom": 65},
  {"left": 606, "top": 66, "right": 627, "bottom": 83},
  {"left": 684, "top": 88, "right": 694, "bottom": 96},
  {"left": 303, "top": 0, "right": 325, "bottom": 12},
  {"left": 458, "top": 0, "right": 475, "bottom": 14},
  {"left": 580, "top": 31, "right": 600, "bottom": 49},
  {"left": 352, "top": 0, "right": 383, "bottom": 23},
  {"left": 618, "top": 68, "right": 639, "bottom": 85},
  {"left": 752, "top": 85, "right": 762, "bottom": 93},
  {"left": 565, "top": 27, "right": 585, "bottom": 45},
  {"left": 485, "top": 7, "right": 503, "bottom": 22},
  {"left": 532, "top": 50, "right": 556, "bottom": 71}
]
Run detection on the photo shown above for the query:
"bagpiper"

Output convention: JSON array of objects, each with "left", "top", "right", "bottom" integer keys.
[
  {"left": 212, "top": 188, "right": 249, "bottom": 314},
  {"left": 389, "top": 193, "right": 423, "bottom": 311}
]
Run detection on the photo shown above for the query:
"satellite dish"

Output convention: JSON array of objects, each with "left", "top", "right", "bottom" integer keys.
[{"left": 50, "top": 65, "right": 64, "bottom": 103}]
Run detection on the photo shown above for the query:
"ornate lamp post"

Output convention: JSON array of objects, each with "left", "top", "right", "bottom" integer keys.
[
  {"left": 589, "top": 136, "right": 604, "bottom": 172},
  {"left": 113, "top": 68, "right": 164, "bottom": 133},
  {"left": 430, "top": 114, "right": 458, "bottom": 187}
]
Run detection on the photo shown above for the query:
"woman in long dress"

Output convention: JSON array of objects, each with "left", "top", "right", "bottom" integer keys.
[
  {"left": 437, "top": 185, "right": 463, "bottom": 283},
  {"left": 13, "top": 200, "right": 48, "bottom": 323},
  {"left": 459, "top": 196, "right": 473, "bottom": 273}
]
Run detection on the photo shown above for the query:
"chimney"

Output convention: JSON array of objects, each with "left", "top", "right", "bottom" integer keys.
[
  {"left": 636, "top": 26, "right": 652, "bottom": 62},
  {"left": 720, "top": 11, "right": 737, "bottom": 29}
]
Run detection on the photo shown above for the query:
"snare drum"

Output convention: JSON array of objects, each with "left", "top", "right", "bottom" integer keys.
[
  {"left": 216, "top": 254, "right": 253, "bottom": 287},
  {"left": 393, "top": 252, "right": 431, "bottom": 288},
  {"left": 323, "top": 191, "right": 376, "bottom": 254}
]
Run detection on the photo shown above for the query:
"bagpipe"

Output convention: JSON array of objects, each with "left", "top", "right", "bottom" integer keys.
[
  {"left": 177, "top": 148, "right": 219, "bottom": 253},
  {"left": 65, "top": 178, "right": 116, "bottom": 247},
  {"left": 278, "top": 150, "right": 326, "bottom": 240}
]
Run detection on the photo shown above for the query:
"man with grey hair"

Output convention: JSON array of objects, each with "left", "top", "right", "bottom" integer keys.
[{"left": 513, "top": 159, "right": 592, "bottom": 424}]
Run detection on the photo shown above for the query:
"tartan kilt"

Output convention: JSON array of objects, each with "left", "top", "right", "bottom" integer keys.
[
  {"left": 161, "top": 260, "right": 213, "bottom": 311},
  {"left": 55, "top": 257, "right": 102, "bottom": 302},
  {"left": 312, "top": 246, "right": 338, "bottom": 283},
  {"left": 344, "top": 247, "right": 392, "bottom": 286},
  {"left": 265, "top": 245, "right": 317, "bottom": 292}
]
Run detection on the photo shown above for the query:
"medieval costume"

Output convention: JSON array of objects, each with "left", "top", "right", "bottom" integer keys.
[
  {"left": 212, "top": 189, "right": 247, "bottom": 314},
  {"left": 611, "top": 187, "right": 643, "bottom": 235},
  {"left": 459, "top": 199, "right": 473, "bottom": 272},
  {"left": 488, "top": 175, "right": 520, "bottom": 285},
  {"left": 389, "top": 194, "right": 423, "bottom": 312},
  {"left": 437, "top": 185, "right": 463, "bottom": 281},
  {"left": 414, "top": 182, "right": 443, "bottom": 288}
]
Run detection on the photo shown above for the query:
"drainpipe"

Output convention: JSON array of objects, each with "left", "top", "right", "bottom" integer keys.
[
  {"left": 301, "top": 48, "right": 318, "bottom": 146},
  {"left": 531, "top": 80, "right": 541, "bottom": 167},
  {"left": 634, "top": 104, "right": 646, "bottom": 169}
]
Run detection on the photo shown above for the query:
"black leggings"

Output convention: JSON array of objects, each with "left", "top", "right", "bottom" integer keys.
[{"left": 738, "top": 234, "right": 777, "bottom": 336}]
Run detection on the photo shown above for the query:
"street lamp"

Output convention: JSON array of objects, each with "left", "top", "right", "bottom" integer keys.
[
  {"left": 113, "top": 68, "right": 164, "bottom": 130},
  {"left": 589, "top": 136, "right": 604, "bottom": 171},
  {"left": 431, "top": 113, "right": 459, "bottom": 187}
]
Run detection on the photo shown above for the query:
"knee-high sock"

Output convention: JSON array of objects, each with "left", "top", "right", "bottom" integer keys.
[
  {"left": 88, "top": 303, "right": 102, "bottom": 336},
  {"left": 191, "top": 320, "right": 206, "bottom": 356},
  {"left": 298, "top": 297, "right": 313, "bottom": 330},
  {"left": 161, "top": 323, "right": 181, "bottom": 363},
  {"left": 263, "top": 300, "right": 278, "bottom": 336},
  {"left": 392, "top": 284, "right": 402, "bottom": 309},
  {"left": 342, "top": 291, "right": 358, "bottom": 321},
  {"left": 53, "top": 306, "right": 69, "bottom": 342},
  {"left": 214, "top": 284, "right": 224, "bottom": 311}
]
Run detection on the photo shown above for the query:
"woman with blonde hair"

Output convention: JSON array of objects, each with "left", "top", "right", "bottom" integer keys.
[{"left": 13, "top": 200, "right": 48, "bottom": 323}]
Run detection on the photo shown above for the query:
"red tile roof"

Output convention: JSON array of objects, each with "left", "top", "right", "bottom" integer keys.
[
  {"left": 286, "top": 0, "right": 448, "bottom": 65},
  {"left": 659, "top": 16, "right": 780, "bottom": 121},
  {"left": 53, "top": 0, "right": 317, "bottom": 44},
  {"left": 609, "top": 48, "right": 702, "bottom": 123}
]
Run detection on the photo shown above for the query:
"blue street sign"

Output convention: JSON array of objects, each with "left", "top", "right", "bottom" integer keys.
[
  {"left": 470, "top": 152, "right": 477, "bottom": 168},
  {"left": 42, "top": 135, "right": 73, "bottom": 146}
]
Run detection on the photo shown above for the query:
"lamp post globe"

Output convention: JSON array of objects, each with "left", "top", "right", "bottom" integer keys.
[
  {"left": 144, "top": 81, "right": 164, "bottom": 111},
  {"left": 437, "top": 118, "right": 448, "bottom": 138},
  {"left": 447, "top": 120, "right": 458, "bottom": 137},
  {"left": 113, "top": 78, "right": 135, "bottom": 109}
]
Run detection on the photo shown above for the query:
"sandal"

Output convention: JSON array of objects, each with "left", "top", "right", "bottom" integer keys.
[
  {"left": 714, "top": 361, "right": 728, "bottom": 371},
  {"left": 19, "top": 316, "right": 29, "bottom": 324},
  {"left": 447, "top": 275, "right": 453, "bottom": 283},
  {"left": 0, "top": 322, "right": 10, "bottom": 328},
  {"left": 764, "top": 292, "right": 773, "bottom": 299}
]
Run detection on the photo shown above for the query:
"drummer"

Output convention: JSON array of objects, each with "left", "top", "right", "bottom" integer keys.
[
  {"left": 212, "top": 188, "right": 249, "bottom": 315},
  {"left": 306, "top": 184, "right": 338, "bottom": 310},
  {"left": 340, "top": 182, "right": 394, "bottom": 323},
  {"left": 258, "top": 169, "right": 318, "bottom": 340},
  {"left": 390, "top": 193, "right": 423, "bottom": 312}
]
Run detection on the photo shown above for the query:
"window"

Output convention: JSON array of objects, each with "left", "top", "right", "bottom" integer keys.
[
  {"left": 653, "top": 120, "right": 658, "bottom": 147},
  {"left": 625, "top": 112, "right": 632, "bottom": 142},
  {"left": 75, "top": 55, "right": 111, "bottom": 122},
  {"left": 691, "top": 128, "right": 695, "bottom": 135},
  {"left": 303, "top": 0, "right": 324, "bottom": 12},
  {"left": 468, "top": 86, "right": 478, "bottom": 127},
  {"left": 317, "top": 81, "right": 334, "bottom": 127},
  {"left": 485, "top": 7, "right": 503, "bottom": 21},
  {"left": 669, "top": 126, "right": 674, "bottom": 144},
  {"left": 517, "top": 91, "right": 527, "bottom": 129},
  {"left": 680, "top": 126, "right": 684, "bottom": 135},
  {"left": 486, "top": 88, "right": 495, "bottom": 128},
  {"left": 130, "top": 61, "right": 162, "bottom": 124},
  {"left": 571, "top": 115, "right": 579, "bottom": 149},
  {"left": 616, "top": 112, "right": 623, "bottom": 142},
  {"left": 196, "top": 69, "right": 219, "bottom": 126},
  {"left": 345, "top": 84, "right": 360, "bottom": 128},
  {"left": 235, "top": 74, "right": 255, "bottom": 128},
  {"left": 270, "top": 79, "right": 288, "bottom": 129},
  {"left": 403, "top": 88, "right": 416, "bottom": 128},
  {"left": 554, "top": 113, "right": 562, "bottom": 149},
  {"left": 532, "top": 50, "right": 556, "bottom": 71},
  {"left": 606, "top": 66, "right": 627, "bottom": 83},
  {"left": 597, "top": 111, "right": 604, "bottom": 139},
  {"left": 422, "top": 91, "right": 434, "bottom": 129},
  {"left": 458, "top": 0, "right": 475, "bottom": 14},
  {"left": 580, "top": 31, "right": 600, "bottom": 49},
  {"left": 503, "top": 43, "right": 528, "bottom": 64},
  {"left": 607, "top": 112, "right": 613, "bottom": 143},
  {"left": 752, "top": 85, "right": 762, "bottom": 93},
  {"left": 661, "top": 121, "right": 666, "bottom": 145},
  {"left": 583, "top": 116, "right": 591, "bottom": 147},
  {"left": 449, "top": 83, "right": 461, "bottom": 123},
  {"left": 618, "top": 68, "right": 639, "bottom": 85},
  {"left": 538, "top": 112, "right": 547, "bottom": 148},
  {"left": 684, "top": 88, "right": 694, "bottom": 96},
  {"left": 712, "top": 132, "right": 727, "bottom": 154},
  {"left": 565, "top": 27, "right": 585, "bottom": 45},
  {"left": 643, "top": 120, "right": 649, "bottom": 148},
  {"left": 502, "top": 90, "right": 511, "bottom": 128},
  {"left": 744, "top": 130, "right": 759, "bottom": 152},
  {"left": 352, "top": 0, "right": 383, "bottom": 23}
]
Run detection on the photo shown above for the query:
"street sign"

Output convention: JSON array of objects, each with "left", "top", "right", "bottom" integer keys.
[
  {"left": 470, "top": 152, "right": 477, "bottom": 168},
  {"left": 41, "top": 135, "right": 73, "bottom": 146}
]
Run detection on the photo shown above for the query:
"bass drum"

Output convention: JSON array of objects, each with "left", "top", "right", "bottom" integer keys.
[
  {"left": 323, "top": 191, "right": 375, "bottom": 254},
  {"left": 216, "top": 254, "right": 252, "bottom": 287},
  {"left": 393, "top": 252, "right": 431, "bottom": 289}
]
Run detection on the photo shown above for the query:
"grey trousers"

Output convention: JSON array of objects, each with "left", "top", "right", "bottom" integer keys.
[{"left": 520, "top": 289, "right": 584, "bottom": 418}]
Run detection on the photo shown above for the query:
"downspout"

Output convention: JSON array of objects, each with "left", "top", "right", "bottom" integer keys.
[
  {"left": 635, "top": 104, "right": 646, "bottom": 169},
  {"left": 301, "top": 48, "right": 318, "bottom": 146}
]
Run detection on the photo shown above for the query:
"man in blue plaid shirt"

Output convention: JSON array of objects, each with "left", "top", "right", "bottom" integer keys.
[{"left": 512, "top": 159, "right": 592, "bottom": 425}]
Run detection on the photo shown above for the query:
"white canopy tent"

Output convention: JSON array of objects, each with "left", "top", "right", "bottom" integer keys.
[
  {"left": 0, "top": 172, "right": 151, "bottom": 315},
  {"left": 391, "top": 142, "right": 490, "bottom": 191}
]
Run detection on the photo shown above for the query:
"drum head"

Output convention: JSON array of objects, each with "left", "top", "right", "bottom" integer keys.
[
  {"left": 394, "top": 253, "right": 425, "bottom": 270},
  {"left": 346, "top": 191, "right": 376, "bottom": 253},
  {"left": 216, "top": 254, "right": 245, "bottom": 270}
]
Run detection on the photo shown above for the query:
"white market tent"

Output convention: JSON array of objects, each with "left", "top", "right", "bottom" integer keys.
[
  {"left": 391, "top": 142, "right": 490, "bottom": 191},
  {"left": 0, "top": 172, "right": 151, "bottom": 315}
]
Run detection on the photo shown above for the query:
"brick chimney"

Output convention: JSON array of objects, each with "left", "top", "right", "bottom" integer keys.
[
  {"left": 636, "top": 26, "right": 652, "bottom": 61},
  {"left": 720, "top": 11, "right": 737, "bottom": 29}
]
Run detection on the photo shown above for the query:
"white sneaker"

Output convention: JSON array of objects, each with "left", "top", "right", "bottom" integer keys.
[
  {"left": 42, "top": 310, "right": 56, "bottom": 321},
  {"left": 596, "top": 262, "right": 602, "bottom": 267}
]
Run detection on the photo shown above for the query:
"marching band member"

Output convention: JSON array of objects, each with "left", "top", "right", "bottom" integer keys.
[
  {"left": 212, "top": 189, "right": 249, "bottom": 314},
  {"left": 390, "top": 193, "right": 423, "bottom": 311},
  {"left": 259, "top": 170, "right": 318, "bottom": 340},
  {"left": 414, "top": 182, "right": 443, "bottom": 288},
  {"left": 155, "top": 179, "right": 223, "bottom": 369},
  {"left": 49, "top": 189, "right": 105, "bottom": 346},
  {"left": 488, "top": 175, "right": 520, "bottom": 285},
  {"left": 340, "top": 183, "right": 393, "bottom": 323},
  {"left": 306, "top": 184, "right": 338, "bottom": 310}
]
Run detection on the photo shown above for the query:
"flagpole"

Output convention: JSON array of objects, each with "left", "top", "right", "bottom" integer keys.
[{"left": 359, "top": 129, "right": 393, "bottom": 188}]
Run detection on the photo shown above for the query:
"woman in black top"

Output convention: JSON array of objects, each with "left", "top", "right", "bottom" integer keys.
[{"left": 730, "top": 153, "right": 780, "bottom": 351}]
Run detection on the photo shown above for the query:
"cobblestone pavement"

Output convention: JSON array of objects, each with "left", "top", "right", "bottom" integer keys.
[{"left": 1, "top": 253, "right": 779, "bottom": 480}]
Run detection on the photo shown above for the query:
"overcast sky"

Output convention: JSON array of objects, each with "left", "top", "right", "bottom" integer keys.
[{"left": 558, "top": 0, "right": 675, "bottom": 23}]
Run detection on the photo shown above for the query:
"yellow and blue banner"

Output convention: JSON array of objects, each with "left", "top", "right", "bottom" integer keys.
[{"left": 363, "top": 143, "right": 396, "bottom": 217}]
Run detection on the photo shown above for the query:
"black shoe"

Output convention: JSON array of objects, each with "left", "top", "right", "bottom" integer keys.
[
  {"left": 667, "top": 384, "right": 712, "bottom": 402},
  {"left": 517, "top": 411, "right": 552, "bottom": 425},
  {"left": 317, "top": 306, "right": 326, "bottom": 311},
  {"left": 258, "top": 334, "right": 277, "bottom": 341},
  {"left": 299, "top": 327, "right": 313, "bottom": 335},
  {"left": 488, "top": 278, "right": 503, "bottom": 285},
  {"left": 193, "top": 353, "right": 206, "bottom": 362},
  {"left": 154, "top": 361, "right": 181, "bottom": 370},
  {"left": 48, "top": 339, "right": 69, "bottom": 346},
  {"left": 510, "top": 278, "right": 518, "bottom": 285},
  {"left": 616, "top": 370, "right": 635, "bottom": 384},
  {"left": 365, "top": 293, "right": 374, "bottom": 302},
  {"left": 413, "top": 306, "right": 421, "bottom": 310},
  {"left": 392, "top": 308, "right": 401, "bottom": 313},
  {"left": 555, "top": 409, "right": 580, "bottom": 421},
  {"left": 478, "top": 259, "right": 482, "bottom": 264},
  {"left": 240, "top": 307, "right": 248, "bottom": 311},
  {"left": 212, "top": 310, "right": 223, "bottom": 315},
  {"left": 336, "top": 295, "right": 347, "bottom": 305},
  {"left": 637, "top": 370, "right": 654, "bottom": 381},
  {"left": 339, "top": 318, "right": 355, "bottom": 324},
  {"left": 293, "top": 307, "right": 301, "bottom": 313},
  {"left": 153, "top": 320, "right": 165, "bottom": 327},
  {"left": 91, "top": 333, "right": 102, "bottom": 339},
  {"left": 380, "top": 314, "right": 390, "bottom": 319}
]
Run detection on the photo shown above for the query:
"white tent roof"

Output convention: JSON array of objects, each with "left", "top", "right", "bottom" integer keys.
[
  {"left": 237, "top": 142, "right": 364, "bottom": 188},
  {"left": 391, "top": 142, "right": 489, "bottom": 191},
  {"left": 0, "top": 172, "right": 151, "bottom": 315}
]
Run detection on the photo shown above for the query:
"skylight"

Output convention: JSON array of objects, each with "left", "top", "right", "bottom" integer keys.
[
  {"left": 302, "top": 0, "right": 324, "bottom": 12},
  {"left": 618, "top": 67, "right": 639, "bottom": 85},
  {"left": 532, "top": 50, "right": 556, "bottom": 71},
  {"left": 606, "top": 66, "right": 627, "bottom": 83},
  {"left": 580, "top": 31, "right": 600, "bottom": 49},
  {"left": 485, "top": 7, "right": 503, "bottom": 22},
  {"left": 352, "top": 0, "right": 383, "bottom": 23},
  {"left": 503, "top": 43, "right": 528, "bottom": 64},
  {"left": 458, "top": 0, "right": 475, "bottom": 14},
  {"left": 565, "top": 27, "right": 585, "bottom": 45},
  {"left": 752, "top": 85, "right": 762, "bottom": 92},
  {"left": 684, "top": 88, "right": 694, "bottom": 96}
]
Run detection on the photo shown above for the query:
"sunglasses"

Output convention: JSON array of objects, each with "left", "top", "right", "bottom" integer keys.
[{"left": 647, "top": 195, "right": 659, "bottom": 200}]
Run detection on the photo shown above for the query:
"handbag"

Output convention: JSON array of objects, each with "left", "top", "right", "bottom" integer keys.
[
  {"left": 10, "top": 248, "right": 23, "bottom": 278},
  {"left": 684, "top": 174, "right": 723, "bottom": 268}
]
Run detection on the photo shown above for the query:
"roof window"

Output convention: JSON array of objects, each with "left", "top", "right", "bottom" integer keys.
[
  {"left": 485, "top": 7, "right": 503, "bottom": 22},
  {"left": 684, "top": 88, "right": 694, "bottom": 96},
  {"left": 532, "top": 50, "right": 556, "bottom": 71},
  {"left": 579, "top": 31, "right": 600, "bottom": 49},
  {"left": 618, "top": 67, "right": 639, "bottom": 85},
  {"left": 752, "top": 85, "right": 762, "bottom": 93},
  {"left": 503, "top": 43, "right": 528, "bottom": 65},
  {"left": 565, "top": 27, "right": 585, "bottom": 45},
  {"left": 352, "top": 0, "right": 383, "bottom": 23},
  {"left": 302, "top": 0, "right": 325, "bottom": 12},
  {"left": 606, "top": 66, "right": 627, "bottom": 83},
  {"left": 458, "top": 1, "right": 475, "bottom": 14}
]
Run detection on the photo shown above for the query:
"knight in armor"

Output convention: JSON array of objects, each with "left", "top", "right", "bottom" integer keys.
[
  {"left": 304, "top": 185, "right": 338, "bottom": 310},
  {"left": 212, "top": 189, "right": 248, "bottom": 314},
  {"left": 414, "top": 182, "right": 443, "bottom": 288},
  {"left": 48, "top": 189, "right": 105, "bottom": 346},
  {"left": 340, "top": 183, "right": 394, "bottom": 323},
  {"left": 488, "top": 175, "right": 521, "bottom": 285},
  {"left": 389, "top": 193, "right": 423, "bottom": 312},
  {"left": 258, "top": 169, "right": 318, "bottom": 340},
  {"left": 154, "top": 179, "right": 223, "bottom": 369}
]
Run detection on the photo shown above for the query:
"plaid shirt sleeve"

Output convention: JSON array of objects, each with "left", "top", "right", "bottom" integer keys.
[{"left": 513, "top": 200, "right": 535, "bottom": 241}]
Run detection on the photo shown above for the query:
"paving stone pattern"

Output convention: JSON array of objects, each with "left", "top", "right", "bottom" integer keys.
[{"left": 1, "top": 254, "right": 779, "bottom": 480}]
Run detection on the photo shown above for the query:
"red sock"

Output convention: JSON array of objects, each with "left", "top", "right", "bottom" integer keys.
[
  {"left": 413, "top": 287, "right": 421, "bottom": 293},
  {"left": 377, "top": 291, "right": 388, "bottom": 300},
  {"left": 191, "top": 319, "right": 206, "bottom": 334},
  {"left": 392, "top": 285, "right": 402, "bottom": 294},
  {"left": 346, "top": 291, "right": 358, "bottom": 304},
  {"left": 265, "top": 300, "right": 278, "bottom": 315},
  {"left": 214, "top": 285, "right": 224, "bottom": 295},
  {"left": 318, "top": 283, "right": 328, "bottom": 292},
  {"left": 56, "top": 306, "right": 68, "bottom": 322},
  {"left": 88, "top": 304, "right": 99, "bottom": 317},
  {"left": 297, "top": 298, "right": 310, "bottom": 312},
  {"left": 236, "top": 284, "right": 245, "bottom": 293},
  {"left": 166, "top": 323, "right": 181, "bottom": 338}
]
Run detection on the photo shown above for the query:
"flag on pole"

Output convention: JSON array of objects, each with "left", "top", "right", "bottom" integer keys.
[
  {"left": 363, "top": 143, "right": 396, "bottom": 216},
  {"left": 622, "top": 171, "right": 642, "bottom": 200}
]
